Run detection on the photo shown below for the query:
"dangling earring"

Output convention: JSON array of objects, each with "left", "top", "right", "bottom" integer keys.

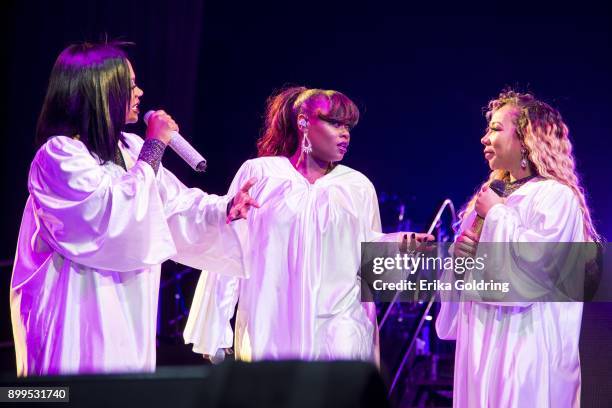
[
  {"left": 298, "top": 118, "right": 312, "bottom": 155},
  {"left": 302, "top": 131, "right": 313, "bottom": 154},
  {"left": 520, "top": 145, "right": 528, "bottom": 169}
]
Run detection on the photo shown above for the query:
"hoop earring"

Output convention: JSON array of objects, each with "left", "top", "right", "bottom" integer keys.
[
  {"left": 302, "top": 131, "right": 313, "bottom": 154},
  {"left": 520, "top": 146, "right": 528, "bottom": 169}
]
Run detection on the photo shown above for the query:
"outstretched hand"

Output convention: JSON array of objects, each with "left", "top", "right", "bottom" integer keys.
[
  {"left": 227, "top": 177, "right": 260, "bottom": 223},
  {"left": 399, "top": 232, "right": 436, "bottom": 253}
]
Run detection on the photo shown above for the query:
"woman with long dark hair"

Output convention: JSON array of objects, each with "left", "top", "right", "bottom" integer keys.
[
  {"left": 436, "top": 90, "right": 598, "bottom": 407},
  {"left": 10, "top": 41, "right": 257, "bottom": 376},
  {"left": 185, "top": 86, "right": 429, "bottom": 363}
]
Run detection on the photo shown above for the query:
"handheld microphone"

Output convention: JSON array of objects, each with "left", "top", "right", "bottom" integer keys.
[
  {"left": 471, "top": 179, "right": 506, "bottom": 237},
  {"left": 143, "top": 110, "right": 207, "bottom": 172}
]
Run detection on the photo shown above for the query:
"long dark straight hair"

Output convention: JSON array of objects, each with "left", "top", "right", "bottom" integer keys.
[{"left": 36, "top": 41, "right": 132, "bottom": 163}]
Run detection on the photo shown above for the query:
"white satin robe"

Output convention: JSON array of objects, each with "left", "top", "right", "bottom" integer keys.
[
  {"left": 10, "top": 133, "right": 241, "bottom": 376},
  {"left": 184, "top": 156, "right": 381, "bottom": 363},
  {"left": 436, "top": 179, "right": 584, "bottom": 407}
]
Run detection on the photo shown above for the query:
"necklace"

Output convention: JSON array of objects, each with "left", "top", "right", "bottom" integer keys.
[{"left": 503, "top": 174, "right": 537, "bottom": 196}]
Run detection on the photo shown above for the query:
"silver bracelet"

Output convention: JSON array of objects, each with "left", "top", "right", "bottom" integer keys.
[{"left": 138, "top": 139, "right": 167, "bottom": 174}]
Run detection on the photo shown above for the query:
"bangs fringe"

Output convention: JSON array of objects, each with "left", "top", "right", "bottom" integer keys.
[{"left": 318, "top": 91, "right": 360, "bottom": 127}]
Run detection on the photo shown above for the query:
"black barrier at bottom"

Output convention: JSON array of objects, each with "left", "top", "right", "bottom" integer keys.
[{"left": 0, "top": 360, "right": 389, "bottom": 408}]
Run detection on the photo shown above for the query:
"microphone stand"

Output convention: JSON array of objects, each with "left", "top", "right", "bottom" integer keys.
[
  {"left": 385, "top": 199, "right": 458, "bottom": 397},
  {"left": 379, "top": 199, "right": 457, "bottom": 329}
]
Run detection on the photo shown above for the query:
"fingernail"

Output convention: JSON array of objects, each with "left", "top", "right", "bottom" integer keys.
[
  {"left": 411, "top": 233, "right": 416, "bottom": 239},
  {"left": 403, "top": 234, "right": 408, "bottom": 241}
]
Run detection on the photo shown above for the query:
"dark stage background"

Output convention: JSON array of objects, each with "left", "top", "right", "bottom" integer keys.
[{"left": 2, "top": 1, "right": 611, "bottom": 405}]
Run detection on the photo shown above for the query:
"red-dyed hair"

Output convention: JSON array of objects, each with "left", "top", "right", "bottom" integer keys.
[{"left": 257, "top": 86, "right": 360, "bottom": 157}]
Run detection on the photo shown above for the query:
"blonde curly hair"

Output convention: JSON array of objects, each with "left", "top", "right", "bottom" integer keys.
[{"left": 460, "top": 89, "right": 599, "bottom": 242}]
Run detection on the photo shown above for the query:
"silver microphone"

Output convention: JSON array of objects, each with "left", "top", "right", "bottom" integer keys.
[{"left": 143, "top": 110, "right": 207, "bottom": 172}]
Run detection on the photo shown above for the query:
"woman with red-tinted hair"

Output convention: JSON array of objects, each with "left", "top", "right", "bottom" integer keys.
[{"left": 186, "top": 86, "right": 430, "bottom": 363}]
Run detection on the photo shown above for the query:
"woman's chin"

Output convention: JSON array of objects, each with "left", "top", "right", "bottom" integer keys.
[
  {"left": 334, "top": 151, "right": 347, "bottom": 162},
  {"left": 125, "top": 115, "right": 138, "bottom": 125},
  {"left": 487, "top": 158, "right": 500, "bottom": 171}
]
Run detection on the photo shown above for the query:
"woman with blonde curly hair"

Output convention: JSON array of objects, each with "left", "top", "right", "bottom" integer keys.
[{"left": 436, "top": 90, "right": 598, "bottom": 407}]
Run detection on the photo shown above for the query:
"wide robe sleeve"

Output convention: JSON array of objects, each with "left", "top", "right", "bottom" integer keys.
[
  {"left": 156, "top": 165, "right": 244, "bottom": 276},
  {"left": 436, "top": 180, "right": 586, "bottom": 341},
  {"left": 476, "top": 181, "right": 585, "bottom": 304},
  {"left": 26, "top": 136, "right": 176, "bottom": 273},
  {"left": 183, "top": 160, "right": 255, "bottom": 356}
]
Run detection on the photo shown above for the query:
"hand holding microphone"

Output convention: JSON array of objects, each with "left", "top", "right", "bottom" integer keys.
[
  {"left": 144, "top": 110, "right": 207, "bottom": 172},
  {"left": 454, "top": 180, "right": 505, "bottom": 258},
  {"left": 472, "top": 180, "right": 506, "bottom": 236},
  {"left": 144, "top": 110, "right": 177, "bottom": 145},
  {"left": 143, "top": 110, "right": 259, "bottom": 222}
]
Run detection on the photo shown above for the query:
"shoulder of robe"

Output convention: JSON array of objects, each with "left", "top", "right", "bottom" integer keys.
[
  {"left": 535, "top": 178, "right": 577, "bottom": 201},
  {"left": 239, "top": 156, "right": 284, "bottom": 175},
  {"left": 529, "top": 178, "right": 580, "bottom": 211},
  {"left": 333, "top": 165, "right": 376, "bottom": 190},
  {"left": 245, "top": 156, "right": 283, "bottom": 166},
  {"left": 35, "top": 135, "right": 95, "bottom": 165},
  {"left": 30, "top": 136, "right": 102, "bottom": 194}
]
